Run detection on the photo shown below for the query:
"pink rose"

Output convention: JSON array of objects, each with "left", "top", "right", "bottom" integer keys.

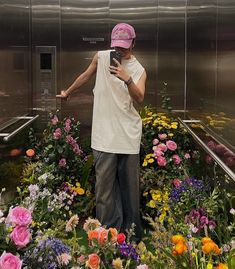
[
  {"left": 184, "top": 153, "right": 190, "bottom": 159},
  {"left": 157, "top": 156, "right": 167, "bottom": 166},
  {"left": 152, "top": 138, "right": 159, "bottom": 145},
  {"left": 10, "top": 226, "right": 31, "bottom": 248},
  {"left": 157, "top": 143, "right": 167, "bottom": 152},
  {"left": 7, "top": 206, "right": 32, "bottom": 227},
  {"left": 172, "top": 154, "right": 181, "bottom": 165},
  {"left": 53, "top": 128, "right": 62, "bottom": 140},
  {"left": 0, "top": 252, "right": 22, "bottom": 269},
  {"left": 158, "top": 133, "right": 167, "bottom": 140},
  {"left": 166, "top": 140, "right": 177, "bottom": 151},
  {"left": 153, "top": 149, "right": 163, "bottom": 157}
]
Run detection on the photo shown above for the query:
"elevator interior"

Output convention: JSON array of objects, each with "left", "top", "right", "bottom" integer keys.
[{"left": 0, "top": 1, "right": 235, "bottom": 181}]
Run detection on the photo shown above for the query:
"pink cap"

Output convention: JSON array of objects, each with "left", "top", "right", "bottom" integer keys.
[{"left": 111, "top": 23, "right": 136, "bottom": 49}]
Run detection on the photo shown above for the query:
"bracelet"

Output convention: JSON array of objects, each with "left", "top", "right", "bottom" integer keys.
[{"left": 124, "top": 76, "right": 133, "bottom": 86}]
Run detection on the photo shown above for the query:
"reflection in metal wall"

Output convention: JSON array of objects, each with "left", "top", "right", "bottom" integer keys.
[
  {"left": 0, "top": 0, "right": 235, "bottom": 152},
  {"left": 157, "top": 0, "right": 186, "bottom": 109},
  {"left": 0, "top": 0, "right": 31, "bottom": 126}
]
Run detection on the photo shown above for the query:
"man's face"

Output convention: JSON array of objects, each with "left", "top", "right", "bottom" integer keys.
[{"left": 114, "top": 46, "right": 132, "bottom": 59}]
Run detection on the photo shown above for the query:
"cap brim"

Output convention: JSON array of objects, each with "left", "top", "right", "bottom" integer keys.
[{"left": 111, "top": 39, "right": 132, "bottom": 49}]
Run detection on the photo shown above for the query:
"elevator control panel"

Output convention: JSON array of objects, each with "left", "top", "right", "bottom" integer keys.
[{"left": 35, "top": 46, "right": 56, "bottom": 124}]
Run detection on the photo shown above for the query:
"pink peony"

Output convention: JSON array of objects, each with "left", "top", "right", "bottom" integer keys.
[
  {"left": 157, "top": 156, "right": 167, "bottom": 166},
  {"left": 10, "top": 226, "right": 31, "bottom": 248},
  {"left": 172, "top": 154, "right": 182, "bottom": 165},
  {"left": 166, "top": 140, "right": 177, "bottom": 151},
  {"left": 0, "top": 252, "right": 22, "bottom": 269},
  {"left": 7, "top": 206, "right": 32, "bottom": 227}
]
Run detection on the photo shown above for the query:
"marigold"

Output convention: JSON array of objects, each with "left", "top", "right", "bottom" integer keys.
[
  {"left": 201, "top": 237, "right": 213, "bottom": 245},
  {"left": 171, "top": 235, "right": 185, "bottom": 244},
  {"left": 216, "top": 263, "right": 228, "bottom": 269},
  {"left": 174, "top": 242, "right": 187, "bottom": 255}
]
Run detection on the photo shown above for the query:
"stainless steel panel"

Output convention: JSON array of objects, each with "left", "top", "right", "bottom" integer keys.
[
  {"left": 109, "top": 0, "right": 158, "bottom": 105},
  {"left": 187, "top": 0, "right": 217, "bottom": 111},
  {"left": 31, "top": 0, "right": 61, "bottom": 129},
  {"left": 157, "top": 0, "right": 186, "bottom": 109},
  {"left": 0, "top": 0, "right": 31, "bottom": 127},
  {"left": 60, "top": 0, "right": 109, "bottom": 130},
  {"left": 216, "top": 0, "right": 235, "bottom": 147}
]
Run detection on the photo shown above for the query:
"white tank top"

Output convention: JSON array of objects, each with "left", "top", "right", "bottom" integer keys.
[{"left": 91, "top": 50, "right": 145, "bottom": 154}]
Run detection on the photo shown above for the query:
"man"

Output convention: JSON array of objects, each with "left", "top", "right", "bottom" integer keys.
[{"left": 57, "top": 23, "right": 147, "bottom": 242}]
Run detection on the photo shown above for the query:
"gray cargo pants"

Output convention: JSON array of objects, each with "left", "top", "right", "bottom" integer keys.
[{"left": 93, "top": 149, "right": 142, "bottom": 242}]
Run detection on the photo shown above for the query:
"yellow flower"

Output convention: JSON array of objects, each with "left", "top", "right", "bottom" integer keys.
[
  {"left": 145, "top": 153, "right": 154, "bottom": 159},
  {"left": 76, "top": 182, "right": 81, "bottom": 188},
  {"left": 152, "top": 192, "right": 161, "bottom": 201},
  {"left": 206, "top": 263, "right": 213, "bottom": 269},
  {"left": 168, "top": 217, "right": 174, "bottom": 224},
  {"left": 112, "top": 258, "right": 123, "bottom": 269},
  {"left": 148, "top": 158, "right": 155, "bottom": 163},
  {"left": 77, "top": 188, "right": 85, "bottom": 195},
  {"left": 143, "top": 192, "right": 148, "bottom": 197},
  {"left": 171, "top": 125, "right": 178, "bottom": 129},
  {"left": 147, "top": 112, "right": 153, "bottom": 116},
  {"left": 147, "top": 200, "right": 156, "bottom": 208},
  {"left": 159, "top": 214, "right": 165, "bottom": 222},
  {"left": 142, "top": 160, "right": 148, "bottom": 167},
  {"left": 168, "top": 133, "right": 174, "bottom": 137}
]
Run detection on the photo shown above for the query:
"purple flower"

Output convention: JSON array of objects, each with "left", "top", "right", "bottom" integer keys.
[
  {"left": 199, "top": 216, "right": 209, "bottom": 228},
  {"left": 208, "top": 220, "right": 216, "bottom": 230}
]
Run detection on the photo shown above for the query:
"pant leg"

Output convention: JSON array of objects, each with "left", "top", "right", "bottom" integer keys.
[
  {"left": 117, "top": 154, "right": 142, "bottom": 242},
  {"left": 93, "top": 150, "right": 123, "bottom": 229}
]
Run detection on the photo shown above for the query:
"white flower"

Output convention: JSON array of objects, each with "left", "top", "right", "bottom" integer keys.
[{"left": 229, "top": 208, "right": 235, "bottom": 215}]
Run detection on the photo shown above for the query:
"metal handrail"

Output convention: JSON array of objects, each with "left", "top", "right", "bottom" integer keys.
[
  {"left": 178, "top": 117, "right": 235, "bottom": 182},
  {"left": 0, "top": 115, "right": 39, "bottom": 142}
]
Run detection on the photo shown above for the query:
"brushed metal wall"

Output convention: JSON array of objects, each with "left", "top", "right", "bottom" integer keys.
[
  {"left": 0, "top": 0, "right": 235, "bottom": 150},
  {"left": 0, "top": 0, "right": 31, "bottom": 126}
]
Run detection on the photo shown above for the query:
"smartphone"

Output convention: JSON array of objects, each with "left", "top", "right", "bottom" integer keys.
[{"left": 110, "top": 51, "right": 122, "bottom": 73}]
